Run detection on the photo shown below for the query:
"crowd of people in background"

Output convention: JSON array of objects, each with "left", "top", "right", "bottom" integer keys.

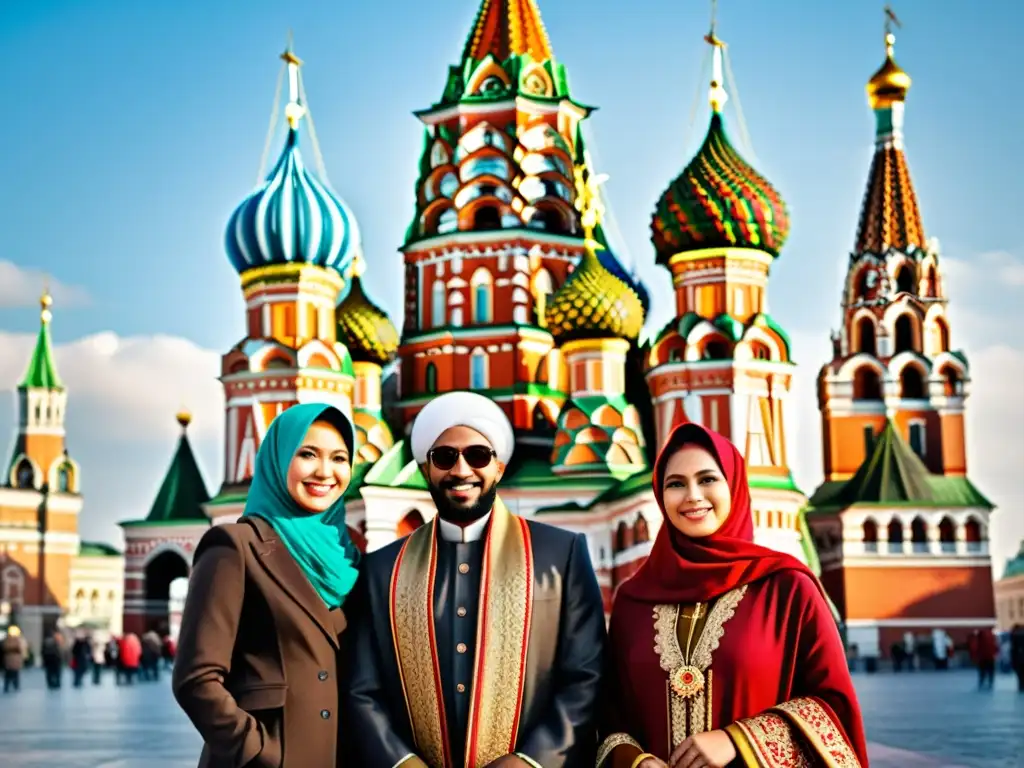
[{"left": 1, "top": 624, "right": 176, "bottom": 693}]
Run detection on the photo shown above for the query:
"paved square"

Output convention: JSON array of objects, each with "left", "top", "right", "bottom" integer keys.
[{"left": 0, "top": 668, "right": 1020, "bottom": 766}]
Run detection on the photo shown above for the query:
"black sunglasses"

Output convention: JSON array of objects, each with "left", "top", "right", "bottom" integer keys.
[{"left": 428, "top": 445, "right": 496, "bottom": 471}]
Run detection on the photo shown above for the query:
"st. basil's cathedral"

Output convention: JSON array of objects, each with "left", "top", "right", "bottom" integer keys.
[{"left": 2, "top": 1, "right": 1000, "bottom": 663}]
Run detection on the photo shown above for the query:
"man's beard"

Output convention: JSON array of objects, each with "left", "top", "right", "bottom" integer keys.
[{"left": 428, "top": 480, "right": 498, "bottom": 525}]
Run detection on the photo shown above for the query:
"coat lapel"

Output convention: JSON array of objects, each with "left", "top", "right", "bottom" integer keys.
[{"left": 245, "top": 517, "right": 340, "bottom": 649}]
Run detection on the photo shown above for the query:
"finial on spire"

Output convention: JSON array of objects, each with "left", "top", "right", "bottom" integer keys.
[
  {"left": 281, "top": 32, "right": 306, "bottom": 129},
  {"left": 705, "top": 0, "right": 728, "bottom": 113},
  {"left": 40, "top": 281, "right": 53, "bottom": 324},
  {"left": 884, "top": 4, "right": 902, "bottom": 47},
  {"left": 348, "top": 249, "right": 366, "bottom": 279},
  {"left": 176, "top": 408, "right": 192, "bottom": 430},
  {"left": 573, "top": 164, "right": 608, "bottom": 253}
]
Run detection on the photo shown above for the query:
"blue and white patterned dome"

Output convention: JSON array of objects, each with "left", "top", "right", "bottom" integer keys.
[{"left": 225, "top": 127, "right": 360, "bottom": 277}]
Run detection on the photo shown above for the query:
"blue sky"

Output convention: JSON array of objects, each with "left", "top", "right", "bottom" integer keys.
[{"left": 1, "top": 0, "right": 1022, "bottom": 567}]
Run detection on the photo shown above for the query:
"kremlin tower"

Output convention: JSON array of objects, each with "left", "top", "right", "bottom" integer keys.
[
  {"left": 806, "top": 15, "right": 996, "bottom": 660},
  {"left": 644, "top": 22, "right": 814, "bottom": 565}
]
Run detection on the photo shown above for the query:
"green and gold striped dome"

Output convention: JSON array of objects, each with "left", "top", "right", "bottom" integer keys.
[
  {"left": 545, "top": 248, "right": 644, "bottom": 343},
  {"left": 336, "top": 264, "right": 398, "bottom": 366}
]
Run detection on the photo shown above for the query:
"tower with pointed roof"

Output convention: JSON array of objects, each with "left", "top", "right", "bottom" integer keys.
[
  {"left": 0, "top": 291, "right": 97, "bottom": 653},
  {"left": 119, "top": 411, "right": 210, "bottom": 636},
  {"left": 394, "top": 0, "right": 645, "bottom": 441},
  {"left": 643, "top": 22, "right": 812, "bottom": 565},
  {"left": 807, "top": 14, "right": 996, "bottom": 660},
  {"left": 209, "top": 41, "right": 364, "bottom": 520}
]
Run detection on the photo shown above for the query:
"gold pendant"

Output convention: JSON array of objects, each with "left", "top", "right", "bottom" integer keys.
[{"left": 670, "top": 665, "right": 705, "bottom": 699}]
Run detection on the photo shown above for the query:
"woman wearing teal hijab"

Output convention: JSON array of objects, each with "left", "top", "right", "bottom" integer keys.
[{"left": 173, "top": 403, "right": 363, "bottom": 768}]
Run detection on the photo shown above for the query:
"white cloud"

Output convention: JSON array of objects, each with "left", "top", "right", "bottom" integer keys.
[
  {"left": 0, "top": 260, "right": 92, "bottom": 308},
  {"left": 0, "top": 331, "right": 223, "bottom": 443}
]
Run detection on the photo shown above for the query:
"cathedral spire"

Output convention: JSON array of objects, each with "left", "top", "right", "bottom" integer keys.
[
  {"left": 854, "top": 7, "right": 925, "bottom": 255},
  {"left": 20, "top": 288, "right": 63, "bottom": 391},
  {"left": 462, "top": 0, "right": 554, "bottom": 63}
]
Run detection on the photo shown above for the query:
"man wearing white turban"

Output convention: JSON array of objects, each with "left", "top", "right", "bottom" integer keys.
[{"left": 345, "top": 391, "right": 607, "bottom": 768}]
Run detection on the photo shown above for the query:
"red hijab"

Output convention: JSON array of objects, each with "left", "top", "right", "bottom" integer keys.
[{"left": 617, "top": 422, "right": 815, "bottom": 604}]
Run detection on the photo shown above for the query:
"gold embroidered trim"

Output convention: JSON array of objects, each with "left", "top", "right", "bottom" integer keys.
[
  {"left": 463, "top": 500, "right": 533, "bottom": 766},
  {"left": 596, "top": 732, "right": 642, "bottom": 766},
  {"left": 733, "top": 713, "right": 811, "bottom": 768},
  {"left": 776, "top": 698, "right": 862, "bottom": 768},
  {"left": 652, "top": 585, "right": 748, "bottom": 749},
  {"left": 389, "top": 523, "right": 448, "bottom": 767}
]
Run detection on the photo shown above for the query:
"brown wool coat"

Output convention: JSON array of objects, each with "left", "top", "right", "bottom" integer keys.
[{"left": 172, "top": 517, "right": 354, "bottom": 768}]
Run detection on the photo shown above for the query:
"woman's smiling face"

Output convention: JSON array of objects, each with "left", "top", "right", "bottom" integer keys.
[
  {"left": 660, "top": 443, "right": 731, "bottom": 538},
  {"left": 285, "top": 420, "right": 351, "bottom": 513}
]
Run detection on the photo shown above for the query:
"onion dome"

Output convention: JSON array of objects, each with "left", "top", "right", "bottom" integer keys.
[
  {"left": 225, "top": 45, "right": 359, "bottom": 278},
  {"left": 651, "top": 33, "right": 789, "bottom": 264},
  {"left": 596, "top": 245, "right": 651, "bottom": 316},
  {"left": 545, "top": 248, "right": 644, "bottom": 343},
  {"left": 336, "top": 254, "right": 399, "bottom": 366},
  {"left": 651, "top": 112, "right": 789, "bottom": 264},
  {"left": 867, "top": 32, "right": 911, "bottom": 109}
]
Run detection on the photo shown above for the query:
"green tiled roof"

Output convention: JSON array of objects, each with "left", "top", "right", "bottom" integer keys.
[
  {"left": 363, "top": 440, "right": 428, "bottom": 490},
  {"left": 345, "top": 461, "right": 374, "bottom": 501},
  {"left": 807, "top": 420, "right": 993, "bottom": 512},
  {"left": 142, "top": 429, "right": 211, "bottom": 523},
  {"left": 21, "top": 311, "right": 62, "bottom": 390},
  {"left": 1003, "top": 542, "right": 1024, "bottom": 580},
  {"left": 78, "top": 541, "right": 121, "bottom": 557}
]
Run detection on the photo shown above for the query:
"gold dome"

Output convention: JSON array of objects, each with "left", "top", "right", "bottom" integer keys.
[
  {"left": 867, "top": 33, "right": 911, "bottom": 109},
  {"left": 336, "top": 259, "right": 398, "bottom": 367},
  {"left": 545, "top": 248, "right": 644, "bottom": 343}
]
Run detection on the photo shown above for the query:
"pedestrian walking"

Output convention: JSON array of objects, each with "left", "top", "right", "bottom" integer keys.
[{"left": 2, "top": 626, "right": 27, "bottom": 693}]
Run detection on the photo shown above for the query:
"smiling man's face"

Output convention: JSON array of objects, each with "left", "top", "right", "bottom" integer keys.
[{"left": 424, "top": 425, "right": 505, "bottom": 524}]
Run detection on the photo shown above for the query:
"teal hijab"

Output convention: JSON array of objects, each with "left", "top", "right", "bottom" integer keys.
[{"left": 242, "top": 403, "right": 360, "bottom": 610}]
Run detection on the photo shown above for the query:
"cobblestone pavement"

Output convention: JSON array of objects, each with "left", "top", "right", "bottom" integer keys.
[{"left": 0, "top": 667, "right": 1020, "bottom": 767}]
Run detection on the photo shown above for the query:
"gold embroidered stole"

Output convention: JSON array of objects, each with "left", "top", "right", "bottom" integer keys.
[
  {"left": 389, "top": 499, "right": 534, "bottom": 768},
  {"left": 653, "top": 586, "right": 747, "bottom": 750},
  {"left": 730, "top": 697, "right": 862, "bottom": 768}
]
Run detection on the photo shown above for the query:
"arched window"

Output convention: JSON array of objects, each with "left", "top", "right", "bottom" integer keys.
[
  {"left": 964, "top": 517, "right": 982, "bottom": 552},
  {"left": 853, "top": 367, "right": 883, "bottom": 400},
  {"left": 863, "top": 519, "right": 879, "bottom": 553},
  {"left": 857, "top": 317, "right": 876, "bottom": 356},
  {"left": 926, "top": 266, "right": 938, "bottom": 297},
  {"left": 431, "top": 280, "right": 447, "bottom": 327},
  {"left": 15, "top": 459, "right": 34, "bottom": 489},
  {"left": 750, "top": 341, "right": 772, "bottom": 361},
  {"left": 702, "top": 339, "right": 730, "bottom": 360},
  {"left": 1, "top": 565, "right": 25, "bottom": 605},
  {"left": 941, "top": 367, "right": 962, "bottom": 397},
  {"left": 57, "top": 464, "right": 71, "bottom": 492},
  {"left": 397, "top": 509, "right": 425, "bottom": 538},
  {"left": 900, "top": 366, "right": 926, "bottom": 400},
  {"left": 616, "top": 520, "right": 633, "bottom": 552},
  {"left": 472, "top": 206, "right": 501, "bottom": 231},
  {"left": 470, "top": 349, "right": 488, "bottom": 389},
  {"left": 938, "top": 516, "right": 956, "bottom": 553},
  {"left": 895, "top": 264, "right": 915, "bottom": 294},
  {"left": 887, "top": 518, "right": 904, "bottom": 553},
  {"left": 424, "top": 363, "right": 437, "bottom": 394},
  {"left": 633, "top": 515, "right": 650, "bottom": 544},
  {"left": 470, "top": 268, "right": 493, "bottom": 324},
  {"left": 894, "top": 314, "right": 916, "bottom": 354},
  {"left": 855, "top": 270, "right": 870, "bottom": 299},
  {"left": 910, "top": 517, "right": 928, "bottom": 553},
  {"left": 933, "top": 318, "right": 950, "bottom": 353}
]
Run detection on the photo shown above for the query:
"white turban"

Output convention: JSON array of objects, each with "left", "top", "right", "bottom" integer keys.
[{"left": 410, "top": 391, "right": 515, "bottom": 465}]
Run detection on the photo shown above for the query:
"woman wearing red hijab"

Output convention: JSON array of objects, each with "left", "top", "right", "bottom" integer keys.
[{"left": 597, "top": 423, "right": 867, "bottom": 768}]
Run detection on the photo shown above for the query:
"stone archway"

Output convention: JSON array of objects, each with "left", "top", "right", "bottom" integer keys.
[{"left": 144, "top": 550, "right": 189, "bottom": 634}]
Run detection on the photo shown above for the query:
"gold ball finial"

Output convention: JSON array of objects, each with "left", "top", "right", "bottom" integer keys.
[
  {"left": 40, "top": 288, "right": 53, "bottom": 324},
  {"left": 348, "top": 250, "right": 366, "bottom": 279},
  {"left": 176, "top": 409, "right": 192, "bottom": 429}
]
